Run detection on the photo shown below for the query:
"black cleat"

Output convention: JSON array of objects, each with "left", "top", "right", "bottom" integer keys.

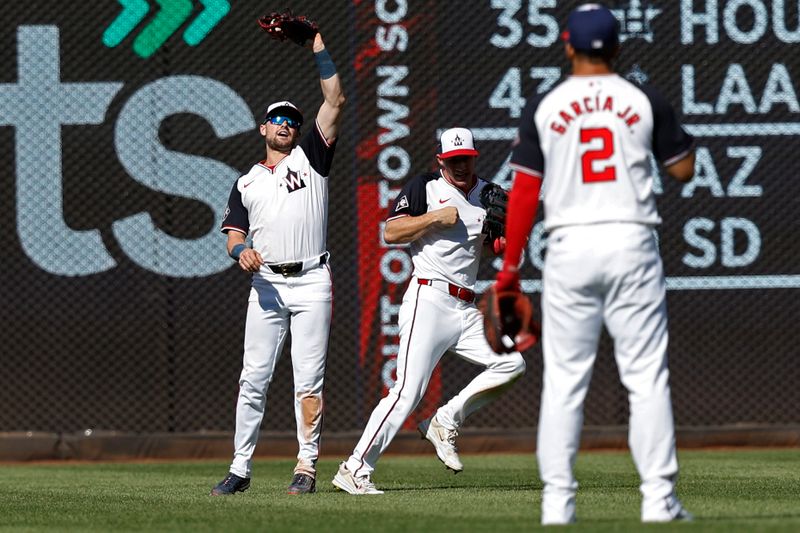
[
  {"left": 287, "top": 473, "right": 316, "bottom": 494},
  {"left": 210, "top": 472, "right": 251, "bottom": 496}
]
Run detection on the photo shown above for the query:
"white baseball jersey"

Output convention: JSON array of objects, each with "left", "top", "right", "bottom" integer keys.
[
  {"left": 510, "top": 74, "right": 693, "bottom": 231},
  {"left": 387, "top": 170, "right": 492, "bottom": 289},
  {"left": 221, "top": 120, "right": 336, "bottom": 269}
]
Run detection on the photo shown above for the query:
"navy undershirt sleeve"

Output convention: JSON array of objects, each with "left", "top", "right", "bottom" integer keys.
[
  {"left": 388, "top": 173, "right": 435, "bottom": 218},
  {"left": 299, "top": 122, "right": 338, "bottom": 177},
  {"left": 220, "top": 180, "right": 249, "bottom": 234},
  {"left": 639, "top": 83, "right": 694, "bottom": 164}
]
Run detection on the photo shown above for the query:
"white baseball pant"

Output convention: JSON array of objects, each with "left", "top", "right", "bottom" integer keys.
[
  {"left": 229, "top": 264, "right": 332, "bottom": 478},
  {"left": 346, "top": 277, "right": 525, "bottom": 477},
  {"left": 537, "top": 223, "right": 679, "bottom": 524}
]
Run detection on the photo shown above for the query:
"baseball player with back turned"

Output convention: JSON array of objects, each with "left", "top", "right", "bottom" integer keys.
[
  {"left": 332, "top": 128, "right": 526, "bottom": 495},
  {"left": 211, "top": 29, "right": 345, "bottom": 496},
  {"left": 495, "top": 4, "right": 695, "bottom": 524}
]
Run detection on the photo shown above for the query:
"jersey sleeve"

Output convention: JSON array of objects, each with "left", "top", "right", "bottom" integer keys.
[
  {"left": 509, "top": 93, "right": 546, "bottom": 178},
  {"left": 639, "top": 83, "right": 694, "bottom": 165},
  {"left": 298, "top": 120, "right": 338, "bottom": 177},
  {"left": 220, "top": 180, "right": 249, "bottom": 235},
  {"left": 387, "top": 173, "right": 431, "bottom": 221}
]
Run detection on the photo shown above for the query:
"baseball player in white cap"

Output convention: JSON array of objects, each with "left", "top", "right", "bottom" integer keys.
[
  {"left": 211, "top": 30, "right": 345, "bottom": 496},
  {"left": 331, "top": 127, "right": 526, "bottom": 495},
  {"left": 496, "top": 3, "right": 695, "bottom": 524}
]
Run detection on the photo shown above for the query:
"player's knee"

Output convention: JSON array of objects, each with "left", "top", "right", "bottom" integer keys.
[
  {"left": 391, "top": 386, "right": 425, "bottom": 415},
  {"left": 491, "top": 353, "right": 526, "bottom": 380},
  {"left": 488, "top": 352, "right": 525, "bottom": 379},
  {"left": 509, "top": 353, "right": 526, "bottom": 379},
  {"left": 239, "top": 375, "right": 269, "bottom": 399}
]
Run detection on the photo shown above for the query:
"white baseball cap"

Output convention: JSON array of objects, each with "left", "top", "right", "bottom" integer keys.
[
  {"left": 438, "top": 127, "right": 479, "bottom": 159},
  {"left": 263, "top": 100, "right": 304, "bottom": 125}
]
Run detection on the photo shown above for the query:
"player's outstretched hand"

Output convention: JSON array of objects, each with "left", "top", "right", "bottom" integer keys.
[{"left": 310, "top": 32, "right": 324, "bottom": 52}]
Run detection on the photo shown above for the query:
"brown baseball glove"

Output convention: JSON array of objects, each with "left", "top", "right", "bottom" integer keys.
[
  {"left": 257, "top": 9, "right": 319, "bottom": 47},
  {"left": 479, "top": 285, "right": 540, "bottom": 353}
]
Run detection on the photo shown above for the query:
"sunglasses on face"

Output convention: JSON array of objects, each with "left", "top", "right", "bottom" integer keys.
[{"left": 265, "top": 115, "right": 301, "bottom": 128}]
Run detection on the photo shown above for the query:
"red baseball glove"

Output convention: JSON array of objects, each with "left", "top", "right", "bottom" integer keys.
[
  {"left": 479, "top": 285, "right": 540, "bottom": 353},
  {"left": 257, "top": 9, "right": 319, "bottom": 47}
]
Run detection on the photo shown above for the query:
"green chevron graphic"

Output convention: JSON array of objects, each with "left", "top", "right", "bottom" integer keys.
[
  {"left": 103, "top": 0, "right": 231, "bottom": 58},
  {"left": 103, "top": 0, "right": 150, "bottom": 48},
  {"left": 184, "top": 0, "right": 231, "bottom": 46}
]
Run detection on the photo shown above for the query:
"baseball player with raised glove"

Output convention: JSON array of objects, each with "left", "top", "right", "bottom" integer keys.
[
  {"left": 496, "top": 4, "right": 696, "bottom": 525},
  {"left": 331, "top": 128, "right": 528, "bottom": 495},
  {"left": 211, "top": 10, "right": 345, "bottom": 497}
]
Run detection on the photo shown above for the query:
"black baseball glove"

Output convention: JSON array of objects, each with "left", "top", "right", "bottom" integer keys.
[
  {"left": 257, "top": 9, "right": 319, "bottom": 47},
  {"left": 479, "top": 183, "right": 508, "bottom": 242}
]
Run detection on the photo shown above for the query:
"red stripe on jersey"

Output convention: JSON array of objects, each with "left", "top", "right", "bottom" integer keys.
[
  {"left": 315, "top": 120, "right": 333, "bottom": 147},
  {"left": 221, "top": 225, "right": 247, "bottom": 235},
  {"left": 256, "top": 161, "right": 279, "bottom": 172}
]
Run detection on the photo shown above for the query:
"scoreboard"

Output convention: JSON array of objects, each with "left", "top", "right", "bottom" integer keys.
[{"left": 356, "top": 0, "right": 800, "bottom": 412}]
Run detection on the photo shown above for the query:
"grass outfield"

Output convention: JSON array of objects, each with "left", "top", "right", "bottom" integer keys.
[{"left": 1, "top": 449, "right": 798, "bottom": 532}]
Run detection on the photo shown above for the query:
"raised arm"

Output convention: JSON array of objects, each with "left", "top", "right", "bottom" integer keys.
[{"left": 310, "top": 33, "right": 345, "bottom": 142}]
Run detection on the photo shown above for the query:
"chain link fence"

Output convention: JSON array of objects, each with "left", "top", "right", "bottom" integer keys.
[{"left": 1, "top": 1, "right": 798, "bottom": 444}]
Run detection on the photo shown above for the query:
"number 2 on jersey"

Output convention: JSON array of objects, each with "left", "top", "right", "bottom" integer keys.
[{"left": 580, "top": 128, "right": 616, "bottom": 183}]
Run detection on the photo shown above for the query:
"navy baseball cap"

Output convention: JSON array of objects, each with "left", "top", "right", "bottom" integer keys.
[
  {"left": 562, "top": 3, "right": 619, "bottom": 54},
  {"left": 263, "top": 100, "right": 304, "bottom": 125}
]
